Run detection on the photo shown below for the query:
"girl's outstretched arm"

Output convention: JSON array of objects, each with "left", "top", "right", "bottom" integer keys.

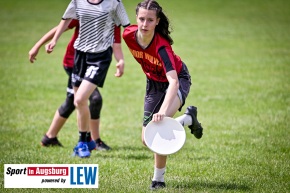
[
  {"left": 112, "top": 43, "right": 125, "bottom": 77},
  {"left": 45, "top": 19, "right": 72, "bottom": 54},
  {"left": 28, "top": 26, "right": 58, "bottom": 63}
]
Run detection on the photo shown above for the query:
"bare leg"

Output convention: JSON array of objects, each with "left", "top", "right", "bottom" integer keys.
[
  {"left": 155, "top": 154, "right": 167, "bottom": 170},
  {"left": 74, "top": 80, "right": 97, "bottom": 133},
  {"left": 46, "top": 110, "right": 67, "bottom": 138},
  {"left": 142, "top": 95, "right": 181, "bottom": 184},
  {"left": 90, "top": 119, "right": 100, "bottom": 140},
  {"left": 72, "top": 81, "right": 97, "bottom": 157}
]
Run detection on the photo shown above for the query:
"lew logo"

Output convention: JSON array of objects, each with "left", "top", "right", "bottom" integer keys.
[
  {"left": 4, "top": 164, "right": 99, "bottom": 188},
  {"left": 70, "top": 166, "right": 98, "bottom": 185}
]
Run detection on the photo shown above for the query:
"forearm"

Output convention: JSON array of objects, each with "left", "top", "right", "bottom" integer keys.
[
  {"left": 112, "top": 43, "right": 125, "bottom": 77},
  {"left": 32, "top": 26, "right": 58, "bottom": 50},
  {"left": 159, "top": 81, "right": 179, "bottom": 116},
  {"left": 52, "top": 19, "right": 71, "bottom": 43},
  {"left": 112, "top": 43, "right": 124, "bottom": 63},
  {"left": 158, "top": 69, "right": 180, "bottom": 116}
]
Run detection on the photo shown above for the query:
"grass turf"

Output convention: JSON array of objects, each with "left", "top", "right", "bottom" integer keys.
[{"left": 0, "top": 0, "right": 289, "bottom": 192}]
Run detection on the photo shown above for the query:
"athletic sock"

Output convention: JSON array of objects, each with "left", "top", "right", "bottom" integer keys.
[
  {"left": 78, "top": 131, "right": 87, "bottom": 142},
  {"left": 86, "top": 132, "right": 92, "bottom": 142},
  {"left": 152, "top": 167, "right": 165, "bottom": 182},
  {"left": 175, "top": 114, "right": 192, "bottom": 127}
]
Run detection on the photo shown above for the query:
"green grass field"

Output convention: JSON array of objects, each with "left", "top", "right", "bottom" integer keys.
[{"left": 0, "top": 0, "right": 289, "bottom": 192}]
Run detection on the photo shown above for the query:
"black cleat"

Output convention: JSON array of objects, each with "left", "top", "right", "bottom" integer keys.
[
  {"left": 150, "top": 181, "right": 166, "bottom": 190},
  {"left": 184, "top": 106, "right": 203, "bottom": 139},
  {"left": 41, "top": 135, "right": 63, "bottom": 147},
  {"left": 95, "top": 140, "right": 111, "bottom": 151}
]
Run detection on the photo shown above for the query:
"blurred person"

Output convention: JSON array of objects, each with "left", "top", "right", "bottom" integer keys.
[
  {"left": 45, "top": 0, "right": 130, "bottom": 158},
  {"left": 123, "top": 0, "right": 204, "bottom": 190}
]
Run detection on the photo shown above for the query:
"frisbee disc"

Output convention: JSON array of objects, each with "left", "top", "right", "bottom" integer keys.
[{"left": 144, "top": 117, "right": 186, "bottom": 155}]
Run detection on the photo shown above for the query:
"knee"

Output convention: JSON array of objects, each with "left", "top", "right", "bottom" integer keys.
[
  {"left": 58, "top": 97, "right": 75, "bottom": 118},
  {"left": 89, "top": 91, "right": 102, "bottom": 106},
  {"left": 89, "top": 91, "right": 102, "bottom": 119},
  {"left": 142, "top": 139, "right": 147, "bottom": 147},
  {"left": 141, "top": 130, "right": 147, "bottom": 147},
  {"left": 74, "top": 96, "right": 86, "bottom": 108}
]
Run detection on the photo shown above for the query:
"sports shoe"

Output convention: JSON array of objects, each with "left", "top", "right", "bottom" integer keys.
[
  {"left": 184, "top": 106, "right": 203, "bottom": 139},
  {"left": 41, "top": 135, "right": 63, "bottom": 147},
  {"left": 150, "top": 181, "right": 166, "bottom": 190},
  {"left": 87, "top": 140, "right": 96, "bottom": 152},
  {"left": 95, "top": 140, "right": 111, "bottom": 151},
  {"left": 73, "top": 142, "right": 90, "bottom": 158}
]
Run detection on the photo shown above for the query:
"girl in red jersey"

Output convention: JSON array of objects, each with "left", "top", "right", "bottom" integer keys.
[{"left": 123, "top": 0, "right": 204, "bottom": 190}]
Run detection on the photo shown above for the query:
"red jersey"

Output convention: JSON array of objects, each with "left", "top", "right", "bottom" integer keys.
[
  {"left": 63, "top": 19, "right": 79, "bottom": 68},
  {"left": 123, "top": 25, "right": 182, "bottom": 82},
  {"left": 63, "top": 20, "right": 121, "bottom": 68}
]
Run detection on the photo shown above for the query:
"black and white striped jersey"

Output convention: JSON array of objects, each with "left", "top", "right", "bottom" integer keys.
[{"left": 63, "top": 0, "right": 130, "bottom": 53}]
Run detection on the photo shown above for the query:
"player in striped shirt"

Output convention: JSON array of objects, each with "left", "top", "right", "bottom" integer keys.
[{"left": 45, "top": 0, "right": 130, "bottom": 158}]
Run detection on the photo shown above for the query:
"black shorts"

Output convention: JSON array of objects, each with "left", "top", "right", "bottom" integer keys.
[
  {"left": 72, "top": 47, "right": 113, "bottom": 88},
  {"left": 64, "top": 66, "right": 74, "bottom": 99},
  {"left": 143, "top": 63, "right": 191, "bottom": 126}
]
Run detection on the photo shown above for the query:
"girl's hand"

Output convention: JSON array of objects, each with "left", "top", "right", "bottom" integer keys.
[
  {"left": 152, "top": 113, "right": 166, "bottom": 122},
  {"left": 28, "top": 47, "right": 39, "bottom": 63},
  {"left": 115, "top": 59, "right": 124, "bottom": 77},
  {"left": 45, "top": 41, "right": 56, "bottom": 54}
]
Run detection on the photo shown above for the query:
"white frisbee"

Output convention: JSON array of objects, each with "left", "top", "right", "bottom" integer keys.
[{"left": 144, "top": 117, "right": 186, "bottom": 155}]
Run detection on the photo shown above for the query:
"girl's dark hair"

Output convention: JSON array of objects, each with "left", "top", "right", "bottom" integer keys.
[{"left": 136, "top": 0, "right": 173, "bottom": 45}]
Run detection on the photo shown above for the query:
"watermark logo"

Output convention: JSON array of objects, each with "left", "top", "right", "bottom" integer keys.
[{"left": 4, "top": 164, "right": 98, "bottom": 188}]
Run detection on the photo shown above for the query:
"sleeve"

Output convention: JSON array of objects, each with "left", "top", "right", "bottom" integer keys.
[
  {"left": 113, "top": 25, "right": 121, "bottom": 43},
  {"left": 62, "top": 0, "right": 77, "bottom": 20},
  {"left": 158, "top": 46, "right": 176, "bottom": 73},
  {"left": 67, "top": 19, "right": 79, "bottom": 29},
  {"left": 114, "top": 1, "right": 130, "bottom": 27}
]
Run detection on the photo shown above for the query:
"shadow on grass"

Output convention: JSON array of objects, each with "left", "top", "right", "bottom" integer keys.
[
  {"left": 173, "top": 180, "right": 251, "bottom": 191},
  {"left": 113, "top": 145, "right": 146, "bottom": 152},
  {"left": 99, "top": 145, "right": 152, "bottom": 160},
  {"left": 122, "top": 154, "right": 151, "bottom": 160}
]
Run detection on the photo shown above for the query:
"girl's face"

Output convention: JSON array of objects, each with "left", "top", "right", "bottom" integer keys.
[{"left": 136, "top": 7, "right": 160, "bottom": 37}]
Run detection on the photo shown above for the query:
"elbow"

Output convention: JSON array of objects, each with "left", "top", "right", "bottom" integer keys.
[
  {"left": 172, "top": 79, "right": 179, "bottom": 89},
  {"left": 168, "top": 80, "right": 179, "bottom": 94}
]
